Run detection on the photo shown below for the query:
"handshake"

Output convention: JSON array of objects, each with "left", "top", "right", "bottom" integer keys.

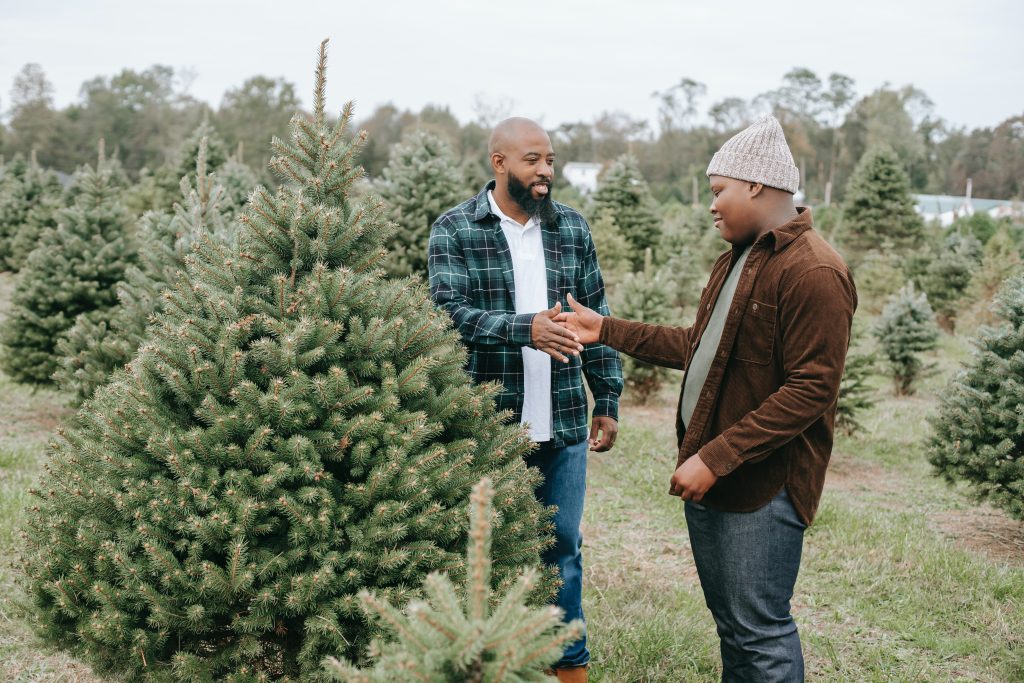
[{"left": 530, "top": 293, "right": 603, "bottom": 363}]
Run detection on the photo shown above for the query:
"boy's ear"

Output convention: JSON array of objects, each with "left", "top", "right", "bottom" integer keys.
[{"left": 748, "top": 182, "right": 765, "bottom": 198}]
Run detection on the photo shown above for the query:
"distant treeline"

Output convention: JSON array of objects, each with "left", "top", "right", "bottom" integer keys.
[{"left": 1, "top": 63, "right": 1021, "bottom": 203}]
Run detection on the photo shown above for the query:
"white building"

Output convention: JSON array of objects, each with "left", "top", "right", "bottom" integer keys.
[
  {"left": 915, "top": 180, "right": 1022, "bottom": 227},
  {"left": 561, "top": 162, "right": 604, "bottom": 195}
]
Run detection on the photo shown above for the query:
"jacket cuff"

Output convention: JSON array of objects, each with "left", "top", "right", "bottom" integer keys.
[
  {"left": 598, "top": 316, "right": 623, "bottom": 348},
  {"left": 698, "top": 435, "right": 742, "bottom": 477},
  {"left": 592, "top": 394, "right": 619, "bottom": 422},
  {"left": 510, "top": 313, "right": 537, "bottom": 346}
]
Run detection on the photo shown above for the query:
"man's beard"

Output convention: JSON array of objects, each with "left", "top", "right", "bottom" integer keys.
[{"left": 507, "top": 173, "right": 558, "bottom": 226}]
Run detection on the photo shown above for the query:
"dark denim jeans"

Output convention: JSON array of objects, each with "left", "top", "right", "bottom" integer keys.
[
  {"left": 685, "top": 487, "right": 807, "bottom": 683},
  {"left": 526, "top": 439, "right": 589, "bottom": 669}
]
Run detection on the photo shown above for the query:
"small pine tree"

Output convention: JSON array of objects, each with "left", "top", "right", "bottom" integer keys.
[
  {"left": 588, "top": 208, "right": 633, "bottom": 286},
  {"left": 840, "top": 146, "right": 924, "bottom": 259},
  {"left": 0, "top": 152, "right": 64, "bottom": 272},
  {"left": 961, "top": 227, "right": 1023, "bottom": 328},
  {"left": 324, "top": 478, "right": 582, "bottom": 682},
  {"left": 852, "top": 247, "right": 905, "bottom": 314},
  {"left": 836, "top": 346, "right": 877, "bottom": 435},
  {"left": 927, "top": 273, "right": 1024, "bottom": 520},
  {"left": 593, "top": 155, "right": 661, "bottom": 268},
  {"left": 54, "top": 138, "right": 238, "bottom": 404},
  {"left": 873, "top": 282, "right": 940, "bottom": 395},
  {"left": 0, "top": 143, "right": 136, "bottom": 386},
  {"left": 614, "top": 249, "right": 674, "bottom": 403},
  {"left": 920, "top": 230, "right": 983, "bottom": 330},
  {"left": 377, "top": 130, "right": 466, "bottom": 278},
  {"left": 21, "top": 43, "right": 549, "bottom": 681}
]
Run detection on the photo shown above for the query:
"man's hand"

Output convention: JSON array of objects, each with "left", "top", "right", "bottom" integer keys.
[
  {"left": 532, "top": 302, "right": 583, "bottom": 363},
  {"left": 668, "top": 454, "right": 719, "bottom": 502},
  {"left": 589, "top": 416, "right": 618, "bottom": 452},
  {"left": 554, "top": 293, "right": 604, "bottom": 345}
]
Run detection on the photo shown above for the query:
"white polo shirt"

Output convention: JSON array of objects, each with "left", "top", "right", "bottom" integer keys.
[{"left": 487, "top": 191, "right": 552, "bottom": 442}]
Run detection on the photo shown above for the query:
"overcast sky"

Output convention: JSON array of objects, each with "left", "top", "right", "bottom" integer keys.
[{"left": 2, "top": 0, "right": 1022, "bottom": 132}]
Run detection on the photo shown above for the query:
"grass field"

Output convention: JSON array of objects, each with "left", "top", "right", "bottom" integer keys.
[{"left": 0, "top": 270, "right": 1021, "bottom": 682}]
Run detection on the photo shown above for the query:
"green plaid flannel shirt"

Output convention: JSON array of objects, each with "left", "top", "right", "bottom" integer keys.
[{"left": 428, "top": 181, "right": 623, "bottom": 448}]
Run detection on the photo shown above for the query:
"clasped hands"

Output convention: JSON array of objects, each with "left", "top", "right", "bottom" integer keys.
[{"left": 548, "top": 294, "right": 718, "bottom": 499}]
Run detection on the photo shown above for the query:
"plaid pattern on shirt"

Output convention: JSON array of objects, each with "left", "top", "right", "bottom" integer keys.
[{"left": 428, "top": 181, "right": 623, "bottom": 448}]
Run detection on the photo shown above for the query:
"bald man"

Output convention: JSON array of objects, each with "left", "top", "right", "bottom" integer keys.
[{"left": 428, "top": 118, "right": 623, "bottom": 681}]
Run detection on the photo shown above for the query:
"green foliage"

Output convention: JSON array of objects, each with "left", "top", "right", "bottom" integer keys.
[
  {"left": 588, "top": 208, "right": 633, "bottom": 286},
  {"left": 656, "top": 202, "right": 718, "bottom": 312},
  {"left": 951, "top": 211, "right": 999, "bottom": 245},
  {"left": 0, "top": 150, "right": 135, "bottom": 385},
  {"left": 961, "top": 228, "right": 1024, "bottom": 328},
  {"left": 20, "top": 44, "right": 549, "bottom": 681},
  {"left": 54, "top": 138, "right": 239, "bottom": 405},
  {"left": 377, "top": 130, "right": 466, "bottom": 278},
  {"left": 593, "top": 155, "right": 661, "bottom": 268},
  {"left": 0, "top": 153, "right": 64, "bottom": 272},
  {"left": 614, "top": 250, "right": 675, "bottom": 404},
  {"left": 324, "top": 478, "right": 582, "bottom": 682},
  {"left": 836, "top": 346, "right": 877, "bottom": 435},
  {"left": 927, "top": 274, "right": 1024, "bottom": 520},
  {"left": 919, "top": 230, "right": 983, "bottom": 330},
  {"left": 840, "top": 146, "right": 924, "bottom": 258},
  {"left": 873, "top": 282, "right": 940, "bottom": 395},
  {"left": 853, "top": 248, "right": 905, "bottom": 314}
]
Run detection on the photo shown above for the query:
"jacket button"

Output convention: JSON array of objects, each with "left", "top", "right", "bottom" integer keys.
[
  {"left": 752, "top": 303, "right": 759, "bottom": 311},
  {"left": 706, "top": 303, "right": 711, "bottom": 311}
]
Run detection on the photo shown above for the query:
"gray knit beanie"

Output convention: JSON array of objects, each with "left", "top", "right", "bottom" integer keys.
[{"left": 706, "top": 114, "right": 800, "bottom": 193}]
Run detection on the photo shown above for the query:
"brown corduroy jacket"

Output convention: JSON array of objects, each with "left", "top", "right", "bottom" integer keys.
[{"left": 600, "top": 208, "right": 856, "bottom": 525}]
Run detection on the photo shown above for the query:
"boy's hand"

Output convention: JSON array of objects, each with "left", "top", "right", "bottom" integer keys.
[
  {"left": 669, "top": 454, "right": 719, "bottom": 502},
  {"left": 554, "top": 293, "right": 604, "bottom": 345}
]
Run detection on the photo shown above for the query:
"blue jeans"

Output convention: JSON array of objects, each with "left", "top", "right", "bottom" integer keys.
[
  {"left": 525, "top": 439, "right": 589, "bottom": 669},
  {"left": 685, "top": 487, "right": 807, "bottom": 683}
]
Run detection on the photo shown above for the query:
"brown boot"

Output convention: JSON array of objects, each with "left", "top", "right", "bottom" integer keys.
[{"left": 551, "top": 665, "right": 588, "bottom": 682}]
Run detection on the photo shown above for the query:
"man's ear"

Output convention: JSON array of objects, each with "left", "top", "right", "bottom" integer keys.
[
  {"left": 490, "top": 152, "right": 505, "bottom": 176},
  {"left": 748, "top": 182, "right": 765, "bottom": 198}
]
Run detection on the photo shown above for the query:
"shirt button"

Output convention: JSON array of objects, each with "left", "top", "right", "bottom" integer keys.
[{"left": 706, "top": 304, "right": 711, "bottom": 311}]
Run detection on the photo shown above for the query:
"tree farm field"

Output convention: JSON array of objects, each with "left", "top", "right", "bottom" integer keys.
[{"left": 0, "top": 270, "right": 1021, "bottom": 682}]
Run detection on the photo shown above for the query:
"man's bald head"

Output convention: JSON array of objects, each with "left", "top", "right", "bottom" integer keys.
[
  {"left": 487, "top": 117, "right": 557, "bottom": 225},
  {"left": 488, "top": 117, "right": 550, "bottom": 156}
]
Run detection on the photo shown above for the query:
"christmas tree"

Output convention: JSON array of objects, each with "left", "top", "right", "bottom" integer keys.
[
  {"left": 21, "top": 42, "right": 549, "bottom": 681},
  {"left": 324, "top": 478, "right": 582, "bottom": 682},
  {"left": 0, "top": 142, "right": 136, "bottom": 386},
  {"left": 836, "top": 345, "right": 877, "bottom": 435},
  {"left": 377, "top": 129, "right": 466, "bottom": 278},
  {"left": 587, "top": 208, "right": 633, "bottom": 286},
  {"left": 593, "top": 154, "right": 661, "bottom": 268},
  {"left": 0, "top": 151, "right": 64, "bottom": 272},
  {"left": 961, "top": 227, "right": 1023, "bottom": 328},
  {"left": 873, "top": 282, "right": 940, "bottom": 395},
  {"left": 919, "top": 230, "right": 983, "bottom": 331},
  {"left": 54, "top": 138, "right": 237, "bottom": 405},
  {"left": 928, "top": 273, "right": 1024, "bottom": 520},
  {"left": 840, "top": 146, "right": 924, "bottom": 260},
  {"left": 614, "top": 249, "right": 674, "bottom": 403}
]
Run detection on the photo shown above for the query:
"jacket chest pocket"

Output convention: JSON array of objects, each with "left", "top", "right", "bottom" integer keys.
[{"left": 733, "top": 298, "right": 776, "bottom": 365}]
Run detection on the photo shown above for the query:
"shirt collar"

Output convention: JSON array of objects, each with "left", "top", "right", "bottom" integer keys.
[
  {"left": 762, "top": 206, "right": 813, "bottom": 252},
  {"left": 487, "top": 189, "right": 538, "bottom": 230}
]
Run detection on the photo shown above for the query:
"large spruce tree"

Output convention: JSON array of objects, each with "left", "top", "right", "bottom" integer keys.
[
  {"left": 0, "top": 143, "right": 136, "bottom": 385},
  {"left": 928, "top": 274, "right": 1024, "bottom": 520},
  {"left": 840, "top": 146, "right": 924, "bottom": 259},
  {"left": 54, "top": 138, "right": 236, "bottom": 405},
  {"left": 0, "top": 151, "right": 64, "bottom": 272},
  {"left": 376, "top": 129, "right": 466, "bottom": 278},
  {"left": 593, "top": 154, "right": 660, "bottom": 268},
  {"left": 21, "top": 42, "right": 548, "bottom": 681}
]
